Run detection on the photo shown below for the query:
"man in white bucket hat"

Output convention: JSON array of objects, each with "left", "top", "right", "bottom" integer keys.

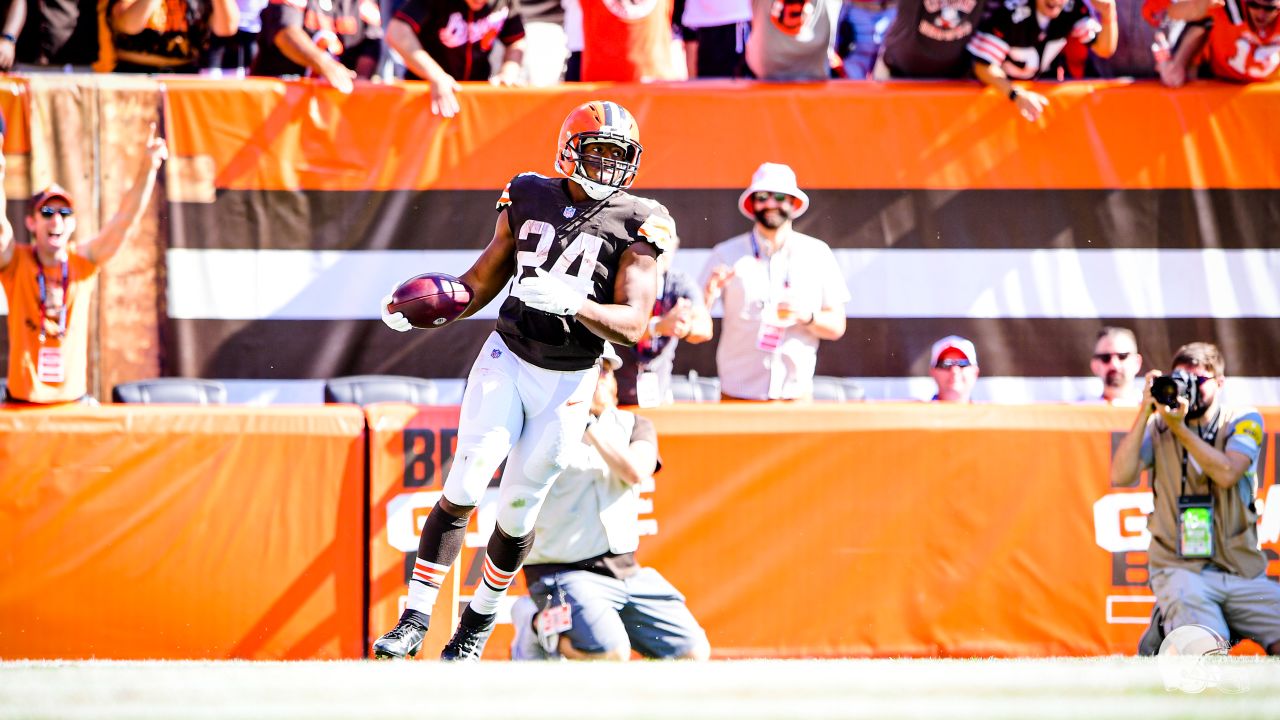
[{"left": 699, "top": 162, "right": 849, "bottom": 401}]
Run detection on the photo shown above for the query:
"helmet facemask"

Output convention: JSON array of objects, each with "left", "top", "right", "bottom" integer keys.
[{"left": 560, "top": 132, "right": 643, "bottom": 200}]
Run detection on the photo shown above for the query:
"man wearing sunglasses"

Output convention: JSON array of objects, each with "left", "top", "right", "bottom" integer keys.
[
  {"left": 1156, "top": 0, "right": 1280, "bottom": 86},
  {"left": 1112, "top": 342, "right": 1279, "bottom": 656},
  {"left": 1087, "top": 326, "right": 1144, "bottom": 406},
  {"left": 700, "top": 162, "right": 849, "bottom": 401},
  {"left": 928, "top": 334, "right": 980, "bottom": 403},
  {"left": 0, "top": 123, "right": 168, "bottom": 404}
]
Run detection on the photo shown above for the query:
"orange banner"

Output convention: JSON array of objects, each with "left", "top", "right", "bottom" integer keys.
[
  {"left": 0, "top": 405, "right": 367, "bottom": 660},
  {"left": 635, "top": 403, "right": 1280, "bottom": 657},
  {"left": 161, "top": 78, "right": 1280, "bottom": 192}
]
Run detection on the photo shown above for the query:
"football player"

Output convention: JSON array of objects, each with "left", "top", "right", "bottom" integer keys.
[
  {"left": 373, "top": 100, "right": 672, "bottom": 661},
  {"left": 967, "top": 0, "right": 1118, "bottom": 122}
]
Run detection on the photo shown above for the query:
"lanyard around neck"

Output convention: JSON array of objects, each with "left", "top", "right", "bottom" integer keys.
[{"left": 33, "top": 253, "right": 70, "bottom": 343}]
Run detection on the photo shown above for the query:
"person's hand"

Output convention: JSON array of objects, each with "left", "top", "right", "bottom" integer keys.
[
  {"left": 1156, "top": 393, "right": 1190, "bottom": 430},
  {"left": 381, "top": 289, "right": 412, "bottom": 332},
  {"left": 512, "top": 268, "right": 586, "bottom": 316},
  {"left": 428, "top": 72, "right": 462, "bottom": 118},
  {"left": 318, "top": 56, "right": 356, "bottom": 94},
  {"left": 145, "top": 123, "right": 168, "bottom": 169},
  {"left": 703, "top": 265, "right": 734, "bottom": 305},
  {"left": 1157, "top": 53, "right": 1189, "bottom": 88},
  {"left": 1012, "top": 89, "right": 1049, "bottom": 123},
  {"left": 0, "top": 37, "right": 15, "bottom": 70},
  {"left": 491, "top": 64, "right": 525, "bottom": 87},
  {"left": 774, "top": 300, "right": 813, "bottom": 327},
  {"left": 655, "top": 298, "right": 692, "bottom": 338}
]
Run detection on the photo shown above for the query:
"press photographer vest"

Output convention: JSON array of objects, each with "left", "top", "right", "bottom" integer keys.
[{"left": 1147, "top": 406, "right": 1265, "bottom": 578}]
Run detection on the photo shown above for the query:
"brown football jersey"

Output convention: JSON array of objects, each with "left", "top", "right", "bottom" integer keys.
[{"left": 496, "top": 173, "right": 673, "bottom": 371}]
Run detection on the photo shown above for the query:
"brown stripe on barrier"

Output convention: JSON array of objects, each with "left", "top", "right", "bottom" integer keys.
[
  {"left": 171, "top": 187, "right": 1280, "bottom": 252},
  {"left": 161, "top": 79, "right": 1280, "bottom": 192},
  {"left": 161, "top": 316, "right": 1280, "bottom": 381}
]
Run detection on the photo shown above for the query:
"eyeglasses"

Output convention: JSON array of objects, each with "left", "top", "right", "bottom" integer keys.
[
  {"left": 752, "top": 191, "right": 791, "bottom": 204},
  {"left": 1246, "top": 1, "right": 1280, "bottom": 10},
  {"left": 935, "top": 358, "right": 971, "bottom": 369},
  {"left": 1093, "top": 352, "right": 1131, "bottom": 362},
  {"left": 1194, "top": 375, "right": 1216, "bottom": 386},
  {"left": 38, "top": 206, "right": 74, "bottom": 218}
]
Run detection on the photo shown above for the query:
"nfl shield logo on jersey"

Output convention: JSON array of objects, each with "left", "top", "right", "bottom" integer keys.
[{"left": 563, "top": 207, "right": 576, "bottom": 219}]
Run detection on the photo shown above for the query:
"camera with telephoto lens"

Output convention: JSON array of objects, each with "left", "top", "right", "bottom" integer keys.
[{"left": 1151, "top": 369, "right": 1199, "bottom": 409}]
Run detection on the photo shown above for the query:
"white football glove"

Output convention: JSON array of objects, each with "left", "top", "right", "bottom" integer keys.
[
  {"left": 512, "top": 268, "right": 586, "bottom": 316},
  {"left": 381, "top": 291, "right": 412, "bottom": 332}
]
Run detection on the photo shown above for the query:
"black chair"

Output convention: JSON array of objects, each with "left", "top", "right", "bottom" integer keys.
[
  {"left": 323, "top": 375, "right": 442, "bottom": 406},
  {"left": 112, "top": 378, "right": 228, "bottom": 404},
  {"left": 670, "top": 371, "right": 721, "bottom": 403},
  {"left": 811, "top": 376, "right": 866, "bottom": 402}
]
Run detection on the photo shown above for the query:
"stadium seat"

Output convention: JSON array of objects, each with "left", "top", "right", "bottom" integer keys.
[
  {"left": 811, "top": 376, "right": 866, "bottom": 402},
  {"left": 112, "top": 378, "right": 228, "bottom": 405},
  {"left": 323, "top": 375, "right": 442, "bottom": 406},
  {"left": 670, "top": 371, "right": 720, "bottom": 403}
]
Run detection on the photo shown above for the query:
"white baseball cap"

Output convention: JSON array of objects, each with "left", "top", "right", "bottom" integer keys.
[
  {"left": 930, "top": 335, "right": 978, "bottom": 367},
  {"left": 600, "top": 343, "right": 622, "bottom": 370},
  {"left": 738, "top": 162, "right": 810, "bottom": 220}
]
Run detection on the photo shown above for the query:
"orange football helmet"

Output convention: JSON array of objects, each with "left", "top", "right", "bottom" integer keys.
[{"left": 555, "top": 100, "right": 643, "bottom": 200}]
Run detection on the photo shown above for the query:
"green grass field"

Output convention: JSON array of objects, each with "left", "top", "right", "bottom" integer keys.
[{"left": 2, "top": 657, "right": 1278, "bottom": 719}]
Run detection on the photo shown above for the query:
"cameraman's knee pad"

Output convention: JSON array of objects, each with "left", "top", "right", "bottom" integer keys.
[{"left": 442, "top": 432, "right": 511, "bottom": 507}]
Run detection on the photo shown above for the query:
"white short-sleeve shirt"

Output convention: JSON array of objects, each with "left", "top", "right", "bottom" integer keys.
[{"left": 701, "top": 230, "right": 850, "bottom": 400}]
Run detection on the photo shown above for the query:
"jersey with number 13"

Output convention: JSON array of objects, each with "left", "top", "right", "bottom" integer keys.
[{"left": 495, "top": 172, "right": 674, "bottom": 371}]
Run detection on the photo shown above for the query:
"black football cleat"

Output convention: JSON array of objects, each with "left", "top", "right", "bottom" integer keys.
[
  {"left": 372, "top": 612, "right": 428, "bottom": 659},
  {"left": 440, "top": 608, "right": 496, "bottom": 661}
]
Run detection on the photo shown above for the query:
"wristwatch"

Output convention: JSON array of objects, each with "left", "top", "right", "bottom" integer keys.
[
  {"left": 0, "top": 33, "right": 15, "bottom": 43},
  {"left": 1008, "top": 88, "right": 1020, "bottom": 102}
]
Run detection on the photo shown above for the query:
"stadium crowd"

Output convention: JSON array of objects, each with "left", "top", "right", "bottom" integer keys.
[{"left": 0, "top": 0, "right": 1274, "bottom": 92}]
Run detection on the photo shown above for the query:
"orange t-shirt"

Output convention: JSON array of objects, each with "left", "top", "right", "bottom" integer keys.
[
  {"left": 1204, "top": 1, "right": 1280, "bottom": 82},
  {"left": 581, "top": 0, "right": 680, "bottom": 82},
  {"left": 0, "top": 245, "right": 99, "bottom": 403}
]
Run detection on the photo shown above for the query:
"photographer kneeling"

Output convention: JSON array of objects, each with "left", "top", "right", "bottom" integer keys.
[{"left": 1113, "top": 342, "right": 1280, "bottom": 655}]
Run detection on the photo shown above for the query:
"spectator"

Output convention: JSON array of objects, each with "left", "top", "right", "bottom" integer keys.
[
  {"left": 616, "top": 230, "right": 713, "bottom": 407},
  {"left": 371, "top": 100, "right": 668, "bottom": 661},
  {"left": 929, "top": 334, "right": 979, "bottom": 403},
  {"left": 579, "top": 0, "right": 682, "bottom": 81},
  {"left": 1112, "top": 342, "right": 1279, "bottom": 656},
  {"left": 746, "top": 0, "right": 842, "bottom": 80},
  {"left": 680, "top": 0, "right": 752, "bottom": 78},
  {"left": 877, "top": 0, "right": 992, "bottom": 78},
  {"left": 0, "top": 0, "right": 21, "bottom": 70},
  {"left": 509, "top": 345, "right": 711, "bottom": 661},
  {"left": 10, "top": 0, "right": 100, "bottom": 69},
  {"left": 1157, "top": 0, "right": 1280, "bottom": 87},
  {"left": 1087, "top": 326, "right": 1144, "bottom": 406},
  {"left": 967, "top": 0, "right": 1118, "bottom": 122},
  {"left": 701, "top": 162, "right": 849, "bottom": 402},
  {"left": 386, "top": 0, "right": 526, "bottom": 118},
  {"left": 836, "top": 0, "right": 897, "bottom": 79},
  {"left": 108, "top": 0, "right": 239, "bottom": 73},
  {"left": 0, "top": 125, "right": 168, "bottom": 404},
  {"left": 518, "top": 0, "right": 568, "bottom": 85},
  {"left": 250, "top": 0, "right": 383, "bottom": 92},
  {"left": 203, "top": 0, "right": 270, "bottom": 75},
  {"left": 1089, "top": 0, "right": 1161, "bottom": 77},
  {"left": 564, "top": 0, "right": 585, "bottom": 80}
]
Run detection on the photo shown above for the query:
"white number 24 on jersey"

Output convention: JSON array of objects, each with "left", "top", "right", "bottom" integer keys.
[{"left": 515, "top": 220, "right": 604, "bottom": 298}]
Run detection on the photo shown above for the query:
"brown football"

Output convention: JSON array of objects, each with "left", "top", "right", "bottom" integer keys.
[{"left": 387, "top": 273, "right": 473, "bottom": 329}]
